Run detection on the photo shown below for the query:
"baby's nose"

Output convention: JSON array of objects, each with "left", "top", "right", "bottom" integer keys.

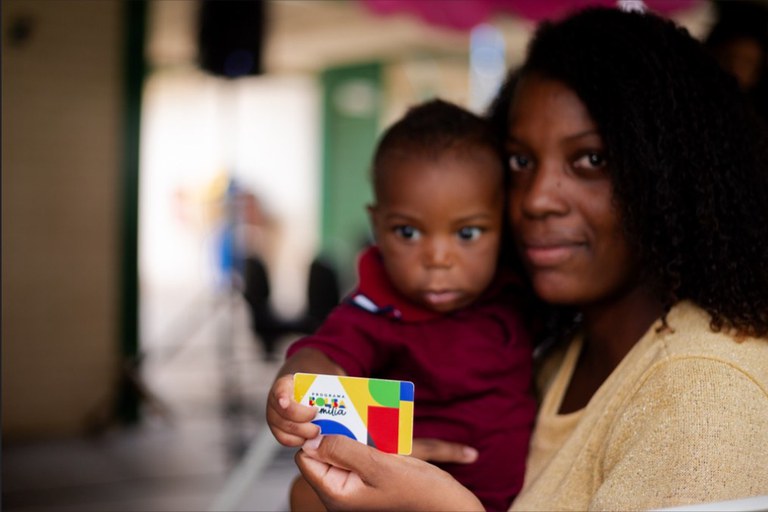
[{"left": 423, "top": 239, "right": 452, "bottom": 268}]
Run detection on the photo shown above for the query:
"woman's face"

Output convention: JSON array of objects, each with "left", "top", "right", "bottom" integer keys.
[{"left": 506, "top": 74, "right": 639, "bottom": 306}]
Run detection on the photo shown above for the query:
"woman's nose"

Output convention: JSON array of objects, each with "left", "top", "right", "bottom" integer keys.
[{"left": 517, "top": 160, "right": 568, "bottom": 218}]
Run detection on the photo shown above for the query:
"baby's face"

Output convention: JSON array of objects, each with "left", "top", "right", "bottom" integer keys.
[{"left": 369, "top": 149, "right": 504, "bottom": 313}]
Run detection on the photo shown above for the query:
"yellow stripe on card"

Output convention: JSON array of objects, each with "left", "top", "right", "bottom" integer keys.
[
  {"left": 293, "top": 373, "right": 318, "bottom": 402},
  {"left": 398, "top": 400, "right": 414, "bottom": 455}
]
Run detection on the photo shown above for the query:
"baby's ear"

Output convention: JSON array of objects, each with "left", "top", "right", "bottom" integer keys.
[{"left": 366, "top": 204, "right": 379, "bottom": 239}]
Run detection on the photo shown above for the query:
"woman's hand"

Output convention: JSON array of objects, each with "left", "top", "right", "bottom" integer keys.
[{"left": 296, "top": 435, "right": 484, "bottom": 511}]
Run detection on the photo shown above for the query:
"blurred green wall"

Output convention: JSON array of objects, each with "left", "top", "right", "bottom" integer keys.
[{"left": 320, "top": 63, "right": 382, "bottom": 289}]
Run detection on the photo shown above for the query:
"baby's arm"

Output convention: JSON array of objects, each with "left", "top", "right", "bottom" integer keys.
[{"left": 266, "top": 348, "right": 347, "bottom": 447}]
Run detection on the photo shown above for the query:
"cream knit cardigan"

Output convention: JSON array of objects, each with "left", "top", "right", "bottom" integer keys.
[{"left": 511, "top": 301, "right": 768, "bottom": 511}]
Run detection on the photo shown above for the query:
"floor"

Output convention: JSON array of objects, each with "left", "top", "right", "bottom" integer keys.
[{"left": 3, "top": 292, "right": 302, "bottom": 512}]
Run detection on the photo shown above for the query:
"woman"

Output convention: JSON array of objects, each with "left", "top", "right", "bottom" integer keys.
[{"left": 295, "top": 7, "right": 768, "bottom": 511}]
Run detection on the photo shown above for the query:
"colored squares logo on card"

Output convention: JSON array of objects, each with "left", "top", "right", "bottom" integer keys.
[{"left": 294, "top": 373, "right": 414, "bottom": 454}]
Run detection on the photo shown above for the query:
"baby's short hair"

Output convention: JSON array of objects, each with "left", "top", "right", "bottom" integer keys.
[{"left": 372, "top": 99, "right": 503, "bottom": 196}]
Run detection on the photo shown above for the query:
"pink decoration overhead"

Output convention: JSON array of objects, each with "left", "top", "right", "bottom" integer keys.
[
  {"left": 360, "top": 0, "right": 701, "bottom": 30},
  {"left": 362, "top": 0, "right": 497, "bottom": 30}
]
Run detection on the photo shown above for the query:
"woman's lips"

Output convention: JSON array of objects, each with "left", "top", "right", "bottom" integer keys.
[{"left": 522, "top": 242, "right": 585, "bottom": 267}]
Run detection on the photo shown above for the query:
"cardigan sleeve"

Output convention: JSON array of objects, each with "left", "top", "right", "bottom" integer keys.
[{"left": 591, "top": 356, "right": 768, "bottom": 511}]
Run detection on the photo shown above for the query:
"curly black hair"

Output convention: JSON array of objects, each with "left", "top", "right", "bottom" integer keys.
[{"left": 487, "top": 7, "right": 768, "bottom": 337}]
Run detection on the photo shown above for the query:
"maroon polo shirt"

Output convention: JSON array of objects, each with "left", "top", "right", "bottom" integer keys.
[{"left": 287, "top": 247, "right": 536, "bottom": 511}]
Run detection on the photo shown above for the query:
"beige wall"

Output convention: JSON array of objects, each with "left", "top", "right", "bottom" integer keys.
[{"left": 2, "top": 0, "right": 123, "bottom": 439}]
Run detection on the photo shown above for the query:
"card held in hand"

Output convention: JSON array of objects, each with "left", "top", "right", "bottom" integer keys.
[{"left": 294, "top": 373, "right": 414, "bottom": 455}]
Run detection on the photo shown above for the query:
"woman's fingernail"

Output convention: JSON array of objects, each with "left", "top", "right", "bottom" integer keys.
[
  {"left": 278, "top": 397, "right": 289, "bottom": 409},
  {"left": 303, "top": 435, "right": 323, "bottom": 450},
  {"left": 463, "top": 447, "right": 479, "bottom": 461}
]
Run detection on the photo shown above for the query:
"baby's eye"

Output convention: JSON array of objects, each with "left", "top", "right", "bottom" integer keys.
[
  {"left": 508, "top": 153, "right": 532, "bottom": 172},
  {"left": 574, "top": 152, "right": 607, "bottom": 170},
  {"left": 457, "top": 226, "right": 483, "bottom": 241},
  {"left": 394, "top": 225, "right": 420, "bottom": 240}
]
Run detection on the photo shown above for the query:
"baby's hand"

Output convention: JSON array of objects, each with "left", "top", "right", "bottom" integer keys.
[{"left": 266, "top": 374, "right": 320, "bottom": 447}]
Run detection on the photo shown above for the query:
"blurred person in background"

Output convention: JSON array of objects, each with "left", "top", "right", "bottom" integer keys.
[{"left": 704, "top": 0, "right": 768, "bottom": 122}]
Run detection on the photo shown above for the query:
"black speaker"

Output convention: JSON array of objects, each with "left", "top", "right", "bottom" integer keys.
[{"left": 198, "top": 0, "right": 266, "bottom": 78}]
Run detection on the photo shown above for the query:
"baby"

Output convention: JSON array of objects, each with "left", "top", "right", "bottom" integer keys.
[{"left": 267, "top": 99, "right": 536, "bottom": 512}]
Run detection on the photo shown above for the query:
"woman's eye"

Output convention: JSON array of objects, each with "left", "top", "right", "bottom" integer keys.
[
  {"left": 394, "top": 225, "right": 420, "bottom": 240},
  {"left": 508, "top": 153, "right": 532, "bottom": 172},
  {"left": 574, "top": 152, "right": 607, "bottom": 170},
  {"left": 457, "top": 226, "right": 483, "bottom": 241}
]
